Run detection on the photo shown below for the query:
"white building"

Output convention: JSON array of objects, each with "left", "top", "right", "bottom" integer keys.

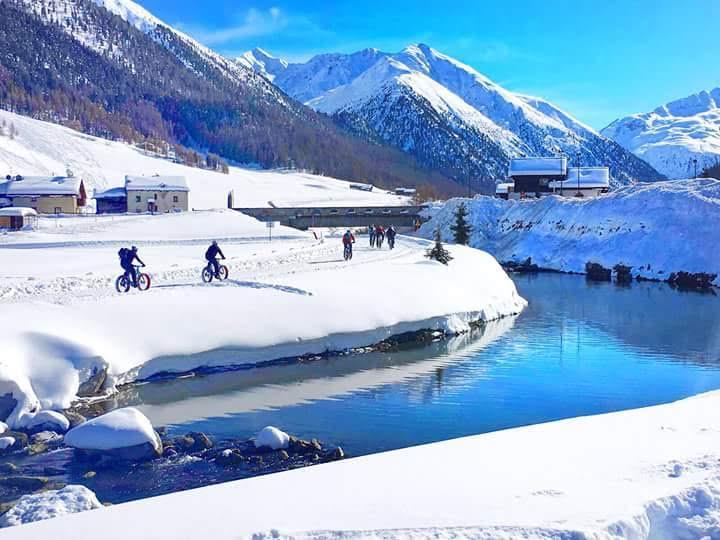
[{"left": 499, "top": 158, "right": 610, "bottom": 199}]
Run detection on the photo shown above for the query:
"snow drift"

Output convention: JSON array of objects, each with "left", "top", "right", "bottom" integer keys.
[{"left": 420, "top": 178, "right": 720, "bottom": 283}]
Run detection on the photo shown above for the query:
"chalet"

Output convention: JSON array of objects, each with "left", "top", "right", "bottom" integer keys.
[
  {"left": 94, "top": 187, "right": 128, "bottom": 214},
  {"left": 502, "top": 158, "right": 610, "bottom": 199},
  {"left": 125, "top": 175, "right": 189, "bottom": 213},
  {"left": 0, "top": 207, "right": 37, "bottom": 230},
  {"left": 508, "top": 157, "right": 567, "bottom": 195},
  {"left": 2, "top": 175, "right": 87, "bottom": 214}
]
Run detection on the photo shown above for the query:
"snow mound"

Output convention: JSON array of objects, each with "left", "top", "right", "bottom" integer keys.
[
  {"left": 254, "top": 426, "right": 290, "bottom": 450},
  {"left": 64, "top": 408, "right": 160, "bottom": 451},
  {"left": 0, "top": 486, "right": 102, "bottom": 528},
  {"left": 0, "top": 421, "right": 7, "bottom": 434}
]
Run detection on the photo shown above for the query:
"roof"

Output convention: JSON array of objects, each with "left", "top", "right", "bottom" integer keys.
[
  {"left": 0, "top": 207, "right": 38, "bottom": 217},
  {"left": 125, "top": 175, "right": 189, "bottom": 192},
  {"left": 509, "top": 157, "right": 568, "bottom": 177},
  {"left": 4, "top": 176, "right": 84, "bottom": 196},
  {"left": 94, "top": 187, "right": 127, "bottom": 199},
  {"left": 550, "top": 167, "right": 610, "bottom": 189}
]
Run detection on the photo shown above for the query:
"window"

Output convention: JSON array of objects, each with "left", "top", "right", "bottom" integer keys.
[
  {"left": 135, "top": 195, "right": 141, "bottom": 203},
  {"left": 173, "top": 195, "right": 179, "bottom": 203},
  {"left": 54, "top": 207, "right": 62, "bottom": 214}
]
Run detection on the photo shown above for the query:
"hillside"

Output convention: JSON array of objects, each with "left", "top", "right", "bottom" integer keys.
[
  {"left": 602, "top": 88, "right": 720, "bottom": 179},
  {"left": 0, "top": 109, "right": 409, "bottom": 209},
  {"left": 0, "top": 0, "right": 454, "bottom": 193},
  {"left": 241, "top": 45, "right": 664, "bottom": 193}
]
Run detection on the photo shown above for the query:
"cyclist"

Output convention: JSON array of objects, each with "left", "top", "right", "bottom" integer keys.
[
  {"left": 375, "top": 225, "right": 385, "bottom": 248},
  {"left": 342, "top": 229, "right": 355, "bottom": 260},
  {"left": 120, "top": 245, "right": 145, "bottom": 288},
  {"left": 386, "top": 226, "right": 397, "bottom": 249},
  {"left": 205, "top": 240, "right": 226, "bottom": 278},
  {"left": 368, "top": 224, "right": 376, "bottom": 247}
]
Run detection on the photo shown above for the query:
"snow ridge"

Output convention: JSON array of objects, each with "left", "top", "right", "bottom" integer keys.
[{"left": 602, "top": 88, "right": 720, "bottom": 179}]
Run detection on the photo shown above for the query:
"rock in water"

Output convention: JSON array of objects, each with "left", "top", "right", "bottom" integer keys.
[
  {"left": 254, "top": 426, "right": 290, "bottom": 450},
  {"left": 23, "top": 411, "right": 70, "bottom": 434},
  {"left": 0, "top": 485, "right": 102, "bottom": 527},
  {"left": 64, "top": 408, "right": 162, "bottom": 462}
]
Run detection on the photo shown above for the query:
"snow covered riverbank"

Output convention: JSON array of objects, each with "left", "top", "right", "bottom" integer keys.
[
  {"left": 421, "top": 178, "right": 720, "bottom": 284},
  {"left": 0, "top": 210, "right": 526, "bottom": 428},
  {"left": 6, "top": 390, "right": 720, "bottom": 539}
]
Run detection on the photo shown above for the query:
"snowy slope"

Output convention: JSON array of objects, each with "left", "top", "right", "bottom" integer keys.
[
  {"left": 0, "top": 109, "right": 408, "bottom": 209},
  {"left": 602, "top": 88, "right": 720, "bottom": 179},
  {"left": 6, "top": 390, "right": 720, "bottom": 538},
  {"left": 420, "top": 178, "right": 720, "bottom": 283},
  {"left": 241, "top": 44, "right": 662, "bottom": 190},
  {"left": 237, "top": 48, "right": 289, "bottom": 83}
]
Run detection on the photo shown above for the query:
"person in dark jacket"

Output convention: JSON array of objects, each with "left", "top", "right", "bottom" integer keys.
[
  {"left": 120, "top": 246, "right": 145, "bottom": 287},
  {"left": 205, "top": 240, "right": 226, "bottom": 278},
  {"left": 368, "top": 224, "right": 376, "bottom": 247},
  {"left": 386, "top": 226, "right": 397, "bottom": 249}
]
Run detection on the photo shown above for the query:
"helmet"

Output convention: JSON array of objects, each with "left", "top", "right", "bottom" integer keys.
[
  {"left": 212, "top": 240, "right": 218, "bottom": 246},
  {"left": 346, "top": 230, "right": 351, "bottom": 234},
  {"left": 131, "top": 245, "right": 138, "bottom": 251}
]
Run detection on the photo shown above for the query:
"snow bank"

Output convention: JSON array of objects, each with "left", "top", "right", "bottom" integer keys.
[
  {"left": 0, "top": 239, "right": 525, "bottom": 428},
  {"left": 254, "top": 427, "right": 290, "bottom": 450},
  {"left": 0, "top": 486, "right": 102, "bottom": 528},
  {"left": 64, "top": 408, "right": 159, "bottom": 451},
  {"left": 421, "top": 178, "right": 720, "bottom": 282},
  {"left": 6, "top": 391, "right": 720, "bottom": 538}
]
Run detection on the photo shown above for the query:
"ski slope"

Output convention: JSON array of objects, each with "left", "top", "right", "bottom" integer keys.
[{"left": 0, "top": 109, "right": 408, "bottom": 210}]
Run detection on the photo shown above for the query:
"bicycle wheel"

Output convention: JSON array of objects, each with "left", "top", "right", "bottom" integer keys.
[
  {"left": 115, "top": 275, "right": 130, "bottom": 293},
  {"left": 218, "top": 265, "right": 229, "bottom": 281},
  {"left": 202, "top": 267, "right": 213, "bottom": 283},
  {"left": 137, "top": 273, "right": 151, "bottom": 291}
]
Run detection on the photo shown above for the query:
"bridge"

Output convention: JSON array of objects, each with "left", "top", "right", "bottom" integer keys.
[{"left": 235, "top": 205, "right": 427, "bottom": 230}]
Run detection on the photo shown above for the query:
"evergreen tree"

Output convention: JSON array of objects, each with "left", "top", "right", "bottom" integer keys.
[
  {"left": 450, "top": 202, "right": 472, "bottom": 245},
  {"left": 426, "top": 228, "right": 453, "bottom": 265}
]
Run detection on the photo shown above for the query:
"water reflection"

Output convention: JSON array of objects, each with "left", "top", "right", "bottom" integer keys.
[{"left": 116, "top": 274, "right": 720, "bottom": 456}]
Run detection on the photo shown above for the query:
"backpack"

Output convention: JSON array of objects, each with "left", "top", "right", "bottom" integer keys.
[{"left": 118, "top": 248, "right": 129, "bottom": 264}]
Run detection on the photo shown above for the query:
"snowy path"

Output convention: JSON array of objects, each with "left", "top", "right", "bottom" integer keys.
[{"left": 0, "top": 234, "right": 419, "bottom": 304}]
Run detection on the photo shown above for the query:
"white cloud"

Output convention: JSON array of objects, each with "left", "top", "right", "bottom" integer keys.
[{"left": 177, "top": 7, "right": 289, "bottom": 46}]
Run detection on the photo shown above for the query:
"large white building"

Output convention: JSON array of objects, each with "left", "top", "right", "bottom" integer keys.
[{"left": 497, "top": 158, "right": 610, "bottom": 199}]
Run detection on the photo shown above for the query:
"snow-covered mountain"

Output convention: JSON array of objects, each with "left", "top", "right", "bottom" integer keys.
[
  {"left": 0, "top": 0, "right": 452, "bottom": 192},
  {"left": 602, "top": 88, "right": 720, "bottom": 179},
  {"left": 241, "top": 45, "right": 663, "bottom": 192}
]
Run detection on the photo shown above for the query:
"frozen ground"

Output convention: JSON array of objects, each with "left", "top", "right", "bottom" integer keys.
[
  {"left": 0, "top": 209, "right": 526, "bottom": 428},
  {"left": 0, "top": 109, "right": 408, "bottom": 209},
  {"left": 5, "top": 390, "right": 720, "bottom": 539},
  {"left": 421, "top": 178, "right": 720, "bottom": 283}
]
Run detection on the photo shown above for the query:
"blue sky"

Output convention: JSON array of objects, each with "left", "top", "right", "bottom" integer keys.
[{"left": 142, "top": 0, "right": 720, "bottom": 129}]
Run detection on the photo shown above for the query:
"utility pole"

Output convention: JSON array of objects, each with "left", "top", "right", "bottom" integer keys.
[
  {"left": 693, "top": 158, "right": 698, "bottom": 179},
  {"left": 576, "top": 152, "right": 581, "bottom": 197}
]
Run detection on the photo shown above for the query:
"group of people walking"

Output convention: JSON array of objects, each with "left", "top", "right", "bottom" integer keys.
[{"left": 368, "top": 224, "right": 396, "bottom": 250}]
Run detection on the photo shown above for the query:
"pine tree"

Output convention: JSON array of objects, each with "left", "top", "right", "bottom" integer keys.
[
  {"left": 426, "top": 228, "right": 453, "bottom": 265},
  {"left": 450, "top": 202, "right": 472, "bottom": 245}
]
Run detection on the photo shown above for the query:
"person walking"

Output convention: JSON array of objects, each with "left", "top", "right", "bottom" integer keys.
[
  {"left": 386, "top": 226, "right": 397, "bottom": 249},
  {"left": 375, "top": 225, "right": 385, "bottom": 248},
  {"left": 368, "top": 224, "right": 376, "bottom": 247}
]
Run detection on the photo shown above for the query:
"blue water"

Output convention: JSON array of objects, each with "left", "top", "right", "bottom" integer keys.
[{"left": 119, "top": 274, "right": 720, "bottom": 456}]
